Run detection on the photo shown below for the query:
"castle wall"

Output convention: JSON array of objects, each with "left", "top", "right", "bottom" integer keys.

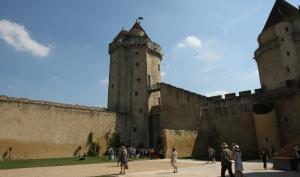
[
  {"left": 275, "top": 92, "right": 300, "bottom": 145},
  {"left": 161, "top": 129, "right": 197, "bottom": 158},
  {"left": 253, "top": 105, "right": 282, "bottom": 155},
  {"left": 0, "top": 96, "right": 116, "bottom": 160},
  {"left": 160, "top": 83, "right": 258, "bottom": 158}
]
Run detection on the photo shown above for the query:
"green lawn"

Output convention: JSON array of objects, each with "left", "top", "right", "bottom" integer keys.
[{"left": 0, "top": 156, "right": 116, "bottom": 170}]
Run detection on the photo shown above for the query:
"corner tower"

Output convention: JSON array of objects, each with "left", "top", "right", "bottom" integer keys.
[
  {"left": 254, "top": 0, "right": 300, "bottom": 90},
  {"left": 108, "top": 21, "right": 163, "bottom": 146}
]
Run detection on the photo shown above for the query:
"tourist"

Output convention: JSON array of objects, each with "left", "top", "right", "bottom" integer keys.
[
  {"left": 119, "top": 146, "right": 128, "bottom": 174},
  {"left": 233, "top": 145, "right": 244, "bottom": 177},
  {"left": 2, "top": 147, "right": 13, "bottom": 160},
  {"left": 108, "top": 146, "right": 115, "bottom": 160},
  {"left": 207, "top": 146, "right": 216, "bottom": 164},
  {"left": 117, "top": 146, "right": 122, "bottom": 167},
  {"left": 149, "top": 147, "right": 155, "bottom": 160},
  {"left": 294, "top": 145, "right": 300, "bottom": 162},
  {"left": 220, "top": 142, "right": 234, "bottom": 177},
  {"left": 171, "top": 147, "right": 178, "bottom": 173},
  {"left": 261, "top": 147, "right": 269, "bottom": 170}
]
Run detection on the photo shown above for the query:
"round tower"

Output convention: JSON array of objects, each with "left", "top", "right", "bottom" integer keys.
[
  {"left": 254, "top": 0, "right": 300, "bottom": 90},
  {"left": 108, "top": 21, "right": 163, "bottom": 146}
]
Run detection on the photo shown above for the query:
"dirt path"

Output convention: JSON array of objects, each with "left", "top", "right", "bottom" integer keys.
[{"left": 0, "top": 159, "right": 298, "bottom": 177}]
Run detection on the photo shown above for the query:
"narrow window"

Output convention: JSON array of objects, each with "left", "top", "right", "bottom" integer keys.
[
  {"left": 286, "top": 66, "right": 290, "bottom": 73},
  {"left": 139, "top": 109, "right": 143, "bottom": 113},
  {"left": 265, "top": 137, "right": 269, "bottom": 143},
  {"left": 284, "top": 115, "right": 289, "bottom": 123},
  {"left": 281, "top": 38, "right": 284, "bottom": 42},
  {"left": 286, "top": 51, "right": 290, "bottom": 56},
  {"left": 137, "top": 78, "right": 141, "bottom": 82},
  {"left": 133, "top": 127, "right": 137, "bottom": 132},
  {"left": 285, "top": 27, "right": 289, "bottom": 32},
  {"left": 148, "top": 75, "right": 151, "bottom": 85},
  {"left": 111, "top": 84, "right": 114, "bottom": 89},
  {"left": 135, "top": 91, "right": 138, "bottom": 96},
  {"left": 135, "top": 52, "right": 139, "bottom": 55},
  {"left": 136, "top": 62, "right": 139, "bottom": 67},
  {"left": 158, "top": 97, "right": 161, "bottom": 105},
  {"left": 158, "top": 64, "right": 160, "bottom": 71}
]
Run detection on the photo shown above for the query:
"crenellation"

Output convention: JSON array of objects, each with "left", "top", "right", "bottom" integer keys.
[
  {"left": 225, "top": 93, "right": 236, "bottom": 99},
  {"left": 239, "top": 90, "right": 252, "bottom": 97},
  {"left": 0, "top": 95, "right": 109, "bottom": 113}
]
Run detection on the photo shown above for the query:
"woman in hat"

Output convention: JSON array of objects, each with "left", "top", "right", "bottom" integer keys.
[
  {"left": 119, "top": 146, "right": 128, "bottom": 174},
  {"left": 233, "top": 145, "right": 244, "bottom": 177},
  {"left": 171, "top": 147, "right": 178, "bottom": 173}
]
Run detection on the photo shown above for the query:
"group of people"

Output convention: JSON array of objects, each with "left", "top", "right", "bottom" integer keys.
[
  {"left": 219, "top": 142, "right": 244, "bottom": 177},
  {"left": 107, "top": 146, "right": 162, "bottom": 161}
]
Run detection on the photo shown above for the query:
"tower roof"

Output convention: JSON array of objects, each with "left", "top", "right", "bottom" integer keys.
[{"left": 262, "top": 0, "right": 299, "bottom": 31}]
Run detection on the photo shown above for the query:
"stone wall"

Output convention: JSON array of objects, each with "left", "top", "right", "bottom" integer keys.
[
  {"left": 161, "top": 129, "right": 197, "bottom": 158},
  {"left": 0, "top": 96, "right": 116, "bottom": 160},
  {"left": 160, "top": 83, "right": 259, "bottom": 158}
]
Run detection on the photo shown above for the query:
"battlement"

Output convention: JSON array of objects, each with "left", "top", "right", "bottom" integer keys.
[
  {"left": 0, "top": 95, "right": 111, "bottom": 113},
  {"left": 160, "top": 83, "right": 206, "bottom": 100},
  {"left": 207, "top": 90, "right": 256, "bottom": 103}
]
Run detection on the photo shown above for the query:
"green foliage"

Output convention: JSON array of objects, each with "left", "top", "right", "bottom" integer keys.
[
  {"left": 86, "top": 131, "right": 100, "bottom": 157},
  {"left": 0, "top": 156, "right": 115, "bottom": 170},
  {"left": 87, "top": 142, "right": 100, "bottom": 157}
]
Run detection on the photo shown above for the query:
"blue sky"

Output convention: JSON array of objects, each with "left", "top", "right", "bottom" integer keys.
[{"left": 0, "top": 0, "right": 299, "bottom": 107}]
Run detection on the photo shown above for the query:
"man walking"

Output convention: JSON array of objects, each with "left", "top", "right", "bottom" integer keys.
[{"left": 220, "top": 142, "right": 234, "bottom": 177}]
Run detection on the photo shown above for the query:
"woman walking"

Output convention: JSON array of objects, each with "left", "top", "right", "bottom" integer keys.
[
  {"left": 171, "top": 147, "right": 178, "bottom": 173},
  {"left": 233, "top": 145, "right": 244, "bottom": 177},
  {"left": 119, "top": 146, "right": 128, "bottom": 174}
]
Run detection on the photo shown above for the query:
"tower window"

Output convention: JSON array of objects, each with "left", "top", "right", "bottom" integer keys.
[
  {"left": 284, "top": 115, "right": 289, "bottom": 123},
  {"left": 137, "top": 78, "right": 141, "bottom": 82},
  {"left": 111, "top": 84, "right": 114, "bottom": 89},
  {"left": 139, "top": 109, "right": 143, "bottom": 113},
  {"left": 281, "top": 38, "right": 284, "bottom": 42},
  {"left": 285, "top": 27, "right": 289, "bottom": 32},
  {"left": 136, "top": 62, "right": 139, "bottom": 67},
  {"left": 133, "top": 127, "right": 137, "bottom": 132},
  {"left": 135, "top": 52, "right": 139, "bottom": 55},
  {"left": 135, "top": 91, "right": 138, "bottom": 96},
  {"left": 158, "top": 64, "right": 160, "bottom": 71},
  {"left": 265, "top": 137, "right": 269, "bottom": 143},
  {"left": 286, "top": 66, "right": 290, "bottom": 73},
  {"left": 286, "top": 51, "right": 290, "bottom": 56},
  {"left": 148, "top": 75, "right": 151, "bottom": 85},
  {"left": 158, "top": 97, "right": 161, "bottom": 105}
]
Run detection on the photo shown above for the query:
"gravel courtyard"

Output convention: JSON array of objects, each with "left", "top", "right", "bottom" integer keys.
[{"left": 0, "top": 159, "right": 298, "bottom": 177}]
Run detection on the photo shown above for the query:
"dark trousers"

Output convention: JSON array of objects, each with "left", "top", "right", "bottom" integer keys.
[
  {"left": 263, "top": 160, "right": 267, "bottom": 169},
  {"left": 221, "top": 164, "right": 234, "bottom": 177}
]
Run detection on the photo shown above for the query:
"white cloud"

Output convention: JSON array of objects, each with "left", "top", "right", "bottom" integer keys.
[
  {"left": 205, "top": 90, "right": 228, "bottom": 98},
  {"left": 0, "top": 19, "right": 51, "bottom": 58},
  {"left": 177, "top": 35, "right": 202, "bottom": 49},
  {"left": 100, "top": 78, "right": 109, "bottom": 84},
  {"left": 161, "top": 72, "right": 166, "bottom": 77}
]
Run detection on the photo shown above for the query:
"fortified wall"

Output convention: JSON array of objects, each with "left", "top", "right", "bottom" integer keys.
[
  {"left": 159, "top": 83, "right": 258, "bottom": 158},
  {"left": 0, "top": 96, "right": 116, "bottom": 160},
  {"left": 160, "top": 81, "right": 300, "bottom": 158}
]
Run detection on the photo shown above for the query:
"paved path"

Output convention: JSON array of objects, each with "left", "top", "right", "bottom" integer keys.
[{"left": 0, "top": 159, "right": 298, "bottom": 177}]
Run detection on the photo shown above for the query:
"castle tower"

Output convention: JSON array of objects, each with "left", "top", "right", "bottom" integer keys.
[
  {"left": 254, "top": 0, "right": 300, "bottom": 90},
  {"left": 108, "top": 21, "right": 163, "bottom": 146}
]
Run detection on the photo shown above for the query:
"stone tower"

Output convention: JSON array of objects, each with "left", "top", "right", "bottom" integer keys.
[
  {"left": 254, "top": 0, "right": 300, "bottom": 90},
  {"left": 108, "top": 21, "right": 163, "bottom": 146}
]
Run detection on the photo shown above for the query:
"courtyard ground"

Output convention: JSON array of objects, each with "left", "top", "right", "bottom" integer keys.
[{"left": 0, "top": 159, "right": 298, "bottom": 177}]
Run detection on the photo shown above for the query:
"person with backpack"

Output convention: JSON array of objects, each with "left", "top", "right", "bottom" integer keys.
[{"left": 220, "top": 142, "right": 234, "bottom": 177}]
